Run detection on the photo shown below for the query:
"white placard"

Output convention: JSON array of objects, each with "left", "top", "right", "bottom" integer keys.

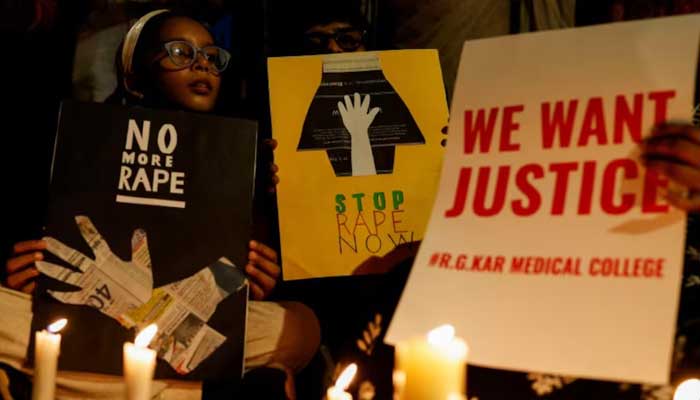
[{"left": 386, "top": 15, "right": 700, "bottom": 384}]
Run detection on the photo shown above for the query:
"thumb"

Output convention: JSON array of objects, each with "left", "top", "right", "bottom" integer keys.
[{"left": 131, "top": 228, "right": 152, "bottom": 270}]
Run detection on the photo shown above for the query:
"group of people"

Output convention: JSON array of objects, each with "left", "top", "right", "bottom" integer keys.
[
  {"left": 3, "top": 2, "right": 700, "bottom": 400},
  {"left": 0, "top": 4, "right": 385, "bottom": 400}
]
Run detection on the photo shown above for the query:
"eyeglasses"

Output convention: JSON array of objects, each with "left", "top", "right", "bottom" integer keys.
[
  {"left": 161, "top": 40, "right": 231, "bottom": 73},
  {"left": 303, "top": 28, "right": 366, "bottom": 53}
]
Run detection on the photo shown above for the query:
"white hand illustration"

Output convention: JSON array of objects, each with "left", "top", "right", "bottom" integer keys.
[
  {"left": 338, "top": 92, "right": 379, "bottom": 176},
  {"left": 37, "top": 215, "right": 153, "bottom": 323},
  {"left": 37, "top": 215, "right": 247, "bottom": 374}
]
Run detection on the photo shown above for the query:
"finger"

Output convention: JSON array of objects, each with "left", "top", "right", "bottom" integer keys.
[
  {"left": 663, "top": 190, "right": 700, "bottom": 212},
  {"left": 130, "top": 228, "right": 152, "bottom": 270},
  {"left": 361, "top": 94, "right": 370, "bottom": 113},
  {"left": 44, "top": 236, "right": 94, "bottom": 272},
  {"left": 337, "top": 101, "right": 347, "bottom": 116},
  {"left": 651, "top": 123, "right": 700, "bottom": 144},
  {"left": 6, "top": 267, "right": 39, "bottom": 290},
  {"left": 6, "top": 252, "right": 42, "bottom": 274},
  {"left": 250, "top": 241, "right": 278, "bottom": 263},
  {"left": 245, "top": 262, "right": 277, "bottom": 293},
  {"left": 47, "top": 289, "right": 84, "bottom": 305},
  {"left": 270, "top": 163, "right": 279, "bottom": 174},
  {"left": 75, "top": 215, "right": 111, "bottom": 255},
  {"left": 13, "top": 240, "right": 47, "bottom": 255},
  {"left": 248, "top": 282, "right": 266, "bottom": 301},
  {"left": 644, "top": 159, "right": 700, "bottom": 189},
  {"left": 441, "top": 125, "right": 448, "bottom": 134},
  {"left": 367, "top": 107, "right": 380, "bottom": 123},
  {"left": 265, "top": 138, "right": 278, "bottom": 150},
  {"left": 642, "top": 136, "right": 700, "bottom": 168},
  {"left": 344, "top": 95, "right": 352, "bottom": 111},
  {"left": 35, "top": 260, "right": 83, "bottom": 286},
  {"left": 271, "top": 175, "right": 280, "bottom": 186},
  {"left": 353, "top": 92, "right": 361, "bottom": 108},
  {"left": 248, "top": 250, "right": 281, "bottom": 279},
  {"left": 20, "top": 281, "right": 36, "bottom": 294}
]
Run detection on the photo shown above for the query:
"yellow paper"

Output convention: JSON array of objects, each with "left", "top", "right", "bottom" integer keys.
[{"left": 269, "top": 50, "right": 448, "bottom": 279}]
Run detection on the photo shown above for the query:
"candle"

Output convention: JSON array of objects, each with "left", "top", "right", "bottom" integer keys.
[
  {"left": 674, "top": 378, "right": 700, "bottom": 400},
  {"left": 32, "top": 318, "right": 67, "bottom": 400},
  {"left": 394, "top": 324, "right": 468, "bottom": 400},
  {"left": 327, "top": 363, "right": 357, "bottom": 400},
  {"left": 123, "top": 324, "right": 158, "bottom": 400}
]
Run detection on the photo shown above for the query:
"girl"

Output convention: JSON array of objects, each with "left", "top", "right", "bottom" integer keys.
[{"left": 2, "top": 9, "right": 319, "bottom": 399}]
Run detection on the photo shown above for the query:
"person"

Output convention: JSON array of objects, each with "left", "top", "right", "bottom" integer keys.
[
  {"left": 300, "top": 7, "right": 368, "bottom": 55},
  {"left": 2, "top": 9, "right": 319, "bottom": 399}
]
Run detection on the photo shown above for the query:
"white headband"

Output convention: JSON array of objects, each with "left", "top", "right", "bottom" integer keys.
[{"left": 121, "top": 9, "right": 170, "bottom": 98}]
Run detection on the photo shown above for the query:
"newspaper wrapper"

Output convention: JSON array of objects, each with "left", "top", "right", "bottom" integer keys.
[
  {"left": 299, "top": 54, "right": 424, "bottom": 176},
  {"left": 124, "top": 260, "right": 247, "bottom": 374},
  {"left": 37, "top": 216, "right": 247, "bottom": 375}
]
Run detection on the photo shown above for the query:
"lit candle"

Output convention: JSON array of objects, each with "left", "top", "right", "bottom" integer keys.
[
  {"left": 394, "top": 324, "right": 468, "bottom": 400},
  {"left": 674, "top": 378, "right": 700, "bottom": 400},
  {"left": 123, "top": 324, "right": 158, "bottom": 400},
  {"left": 32, "top": 318, "right": 67, "bottom": 400},
  {"left": 327, "top": 363, "right": 357, "bottom": 400}
]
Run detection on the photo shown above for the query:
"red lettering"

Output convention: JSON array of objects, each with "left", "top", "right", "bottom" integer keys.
[
  {"left": 474, "top": 166, "right": 510, "bottom": 217},
  {"left": 601, "top": 158, "right": 637, "bottom": 214},
  {"left": 541, "top": 100, "right": 578, "bottom": 149},
  {"left": 648, "top": 90, "right": 676, "bottom": 125},
  {"left": 391, "top": 210, "right": 407, "bottom": 233},
  {"left": 578, "top": 97, "right": 607, "bottom": 147},
  {"left": 445, "top": 167, "right": 471, "bottom": 218},
  {"left": 614, "top": 93, "right": 643, "bottom": 144},
  {"left": 353, "top": 212, "right": 370, "bottom": 235},
  {"left": 500, "top": 105, "right": 524, "bottom": 152},
  {"left": 549, "top": 162, "right": 578, "bottom": 215},
  {"left": 464, "top": 108, "right": 499, "bottom": 154},
  {"left": 336, "top": 213, "right": 351, "bottom": 236},
  {"left": 578, "top": 161, "right": 597, "bottom": 215},
  {"left": 512, "top": 163, "right": 544, "bottom": 216},
  {"left": 439, "top": 253, "right": 451, "bottom": 268},
  {"left": 642, "top": 169, "right": 669, "bottom": 213}
]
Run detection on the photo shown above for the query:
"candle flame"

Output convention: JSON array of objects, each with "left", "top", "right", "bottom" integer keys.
[
  {"left": 135, "top": 324, "right": 158, "bottom": 348},
  {"left": 335, "top": 363, "right": 357, "bottom": 390},
  {"left": 427, "top": 324, "right": 454, "bottom": 346},
  {"left": 48, "top": 318, "right": 67, "bottom": 333},
  {"left": 674, "top": 379, "right": 700, "bottom": 400}
]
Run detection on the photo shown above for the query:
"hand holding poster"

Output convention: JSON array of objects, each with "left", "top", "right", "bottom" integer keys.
[
  {"left": 32, "top": 101, "right": 255, "bottom": 381},
  {"left": 268, "top": 50, "right": 448, "bottom": 279},
  {"left": 387, "top": 15, "right": 700, "bottom": 384}
]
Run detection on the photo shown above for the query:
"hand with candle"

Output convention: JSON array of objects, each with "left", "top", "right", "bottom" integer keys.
[
  {"left": 124, "top": 324, "right": 157, "bottom": 400},
  {"left": 32, "top": 318, "right": 67, "bottom": 400},
  {"left": 327, "top": 363, "right": 357, "bottom": 400}
]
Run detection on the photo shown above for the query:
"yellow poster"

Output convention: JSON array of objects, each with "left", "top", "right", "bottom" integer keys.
[{"left": 268, "top": 50, "right": 448, "bottom": 279}]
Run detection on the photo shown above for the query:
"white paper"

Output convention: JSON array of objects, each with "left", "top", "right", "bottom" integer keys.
[{"left": 386, "top": 15, "right": 700, "bottom": 384}]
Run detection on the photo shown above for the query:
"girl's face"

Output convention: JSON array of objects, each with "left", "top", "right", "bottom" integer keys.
[{"left": 150, "top": 17, "right": 222, "bottom": 112}]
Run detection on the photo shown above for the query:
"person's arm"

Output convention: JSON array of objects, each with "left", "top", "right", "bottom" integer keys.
[
  {"left": 641, "top": 122, "right": 700, "bottom": 210},
  {"left": 4, "top": 240, "right": 46, "bottom": 293}
]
